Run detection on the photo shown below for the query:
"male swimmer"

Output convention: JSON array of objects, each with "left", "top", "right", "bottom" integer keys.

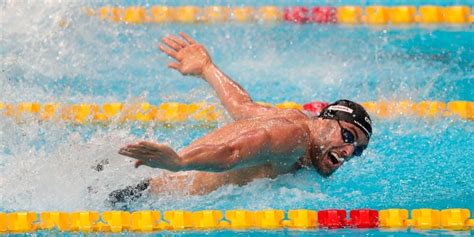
[{"left": 109, "top": 32, "right": 372, "bottom": 208}]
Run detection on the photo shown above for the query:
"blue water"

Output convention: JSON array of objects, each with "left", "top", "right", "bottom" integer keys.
[{"left": 0, "top": 0, "right": 473, "bottom": 236}]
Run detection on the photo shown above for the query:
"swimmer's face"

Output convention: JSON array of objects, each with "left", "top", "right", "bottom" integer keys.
[{"left": 312, "top": 119, "right": 369, "bottom": 177}]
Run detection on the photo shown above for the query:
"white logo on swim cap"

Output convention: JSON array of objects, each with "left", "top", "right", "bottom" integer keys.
[
  {"left": 365, "top": 116, "right": 371, "bottom": 124},
  {"left": 328, "top": 105, "right": 353, "bottom": 114},
  {"left": 354, "top": 120, "right": 371, "bottom": 138}
]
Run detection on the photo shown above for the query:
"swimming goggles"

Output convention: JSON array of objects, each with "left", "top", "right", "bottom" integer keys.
[{"left": 336, "top": 120, "right": 367, "bottom": 157}]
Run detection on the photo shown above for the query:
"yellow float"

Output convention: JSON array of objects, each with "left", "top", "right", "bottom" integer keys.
[
  {"left": 174, "top": 6, "right": 200, "bottom": 23},
  {"left": 418, "top": 6, "right": 443, "bottom": 24},
  {"left": 411, "top": 209, "right": 440, "bottom": 229},
  {"left": 364, "top": 6, "right": 389, "bottom": 25},
  {"left": 443, "top": 6, "right": 470, "bottom": 24},
  {"left": 336, "top": 6, "right": 363, "bottom": 24},
  {"left": 149, "top": 6, "right": 173, "bottom": 23},
  {"left": 202, "top": 6, "right": 230, "bottom": 23},
  {"left": 258, "top": 6, "right": 282, "bottom": 22},
  {"left": 123, "top": 7, "right": 147, "bottom": 24},
  {"left": 232, "top": 7, "right": 255, "bottom": 22},
  {"left": 389, "top": 6, "right": 416, "bottom": 24},
  {"left": 379, "top": 209, "right": 409, "bottom": 228}
]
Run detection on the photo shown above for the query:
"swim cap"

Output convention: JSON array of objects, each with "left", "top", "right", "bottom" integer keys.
[{"left": 318, "top": 99, "right": 372, "bottom": 140}]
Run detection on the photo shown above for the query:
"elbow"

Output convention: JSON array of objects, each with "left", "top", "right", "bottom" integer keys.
[
  {"left": 198, "top": 144, "right": 240, "bottom": 172},
  {"left": 224, "top": 128, "right": 270, "bottom": 170},
  {"left": 228, "top": 101, "right": 253, "bottom": 120},
  {"left": 218, "top": 145, "right": 241, "bottom": 171},
  {"left": 219, "top": 146, "right": 240, "bottom": 171}
]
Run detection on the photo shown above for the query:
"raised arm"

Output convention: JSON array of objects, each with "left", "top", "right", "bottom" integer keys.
[{"left": 159, "top": 32, "right": 279, "bottom": 120}]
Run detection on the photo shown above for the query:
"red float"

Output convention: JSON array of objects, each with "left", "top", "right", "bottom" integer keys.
[
  {"left": 317, "top": 209, "right": 347, "bottom": 229},
  {"left": 283, "top": 7, "right": 309, "bottom": 23},
  {"left": 302, "top": 101, "right": 329, "bottom": 116},
  {"left": 348, "top": 209, "right": 379, "bottom": 228},
  {"left": 310, "top": 7, "right": 337, "bottom": 23}
]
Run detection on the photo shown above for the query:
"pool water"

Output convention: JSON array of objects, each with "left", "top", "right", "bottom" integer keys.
[{"left": 0, "top": 0, "right": 473, "bottom": 235}]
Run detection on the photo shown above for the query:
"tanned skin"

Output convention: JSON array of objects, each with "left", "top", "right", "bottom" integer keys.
[{"left": 118, "top": 33, "right": 369, "bottom": 195}]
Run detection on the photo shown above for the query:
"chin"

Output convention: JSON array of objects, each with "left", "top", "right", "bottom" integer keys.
[
  {"left": 310, "top": 147, "right": 338, "bottom": 177},
  {"left": 318, "top": 168, "right": 334, "bottom": 178},
  {"left": 315, "top": 159, "right": 334, "bottom": 178}
]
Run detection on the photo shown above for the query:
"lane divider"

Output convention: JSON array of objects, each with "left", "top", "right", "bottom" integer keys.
[
  {"left": 1, "top": 208, "right": 472, "bottom": 233},
  {"left": 86, "top": 5, "right": 473, "bottom": 25},
  {"left": 0, "top": 101, "right": 472, "bottom": 123},
  {"left": 0, "top": 102, "right": 221, "bottom": 123}
]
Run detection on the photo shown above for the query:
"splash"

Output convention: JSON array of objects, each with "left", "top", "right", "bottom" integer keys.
[{"left": 0, "top": 1, "right": 473, "bottom": 212}]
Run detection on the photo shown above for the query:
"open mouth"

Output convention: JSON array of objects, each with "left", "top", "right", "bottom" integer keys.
[{"left": 328, "top": 152, "right": 343, "bottom": 165}]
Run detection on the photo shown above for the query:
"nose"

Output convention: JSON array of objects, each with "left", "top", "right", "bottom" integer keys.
[{"left": 340, "top": 144, "right": 355, "bottom": 158}]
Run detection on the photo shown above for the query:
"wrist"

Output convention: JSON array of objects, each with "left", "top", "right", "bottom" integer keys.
[
  {"left": 201, "top": 62, "right": 217, "bottom": 79},
  {"left": 175, "top": 158, "right": 190, "bottom": 171}
]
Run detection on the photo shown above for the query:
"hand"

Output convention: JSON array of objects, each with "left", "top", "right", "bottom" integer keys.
[
  {"left": 118, "top": 141, "right": 184, "bottom": 171},
  {"left": 159, "top": 32, "right": 212, "bottom": 77}
]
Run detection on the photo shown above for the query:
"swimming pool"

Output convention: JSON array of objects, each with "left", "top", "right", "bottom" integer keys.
[{"left": 0, "top": 0, "right": 473, "bottom": 235}]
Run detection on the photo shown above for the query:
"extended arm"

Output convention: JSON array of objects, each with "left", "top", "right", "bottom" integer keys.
[
  {"left": 118, "top": 129, "right": 272, "bottom": 172},
  {"left": 118, "top": 124, "right": 309, "bottom": 172},
  {"left": 159, "top": 32, "right": 279, "bottom": 120}
]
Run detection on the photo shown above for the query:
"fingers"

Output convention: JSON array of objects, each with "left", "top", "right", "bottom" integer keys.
[
  {"left": 124, "top": 141, "right": 160, "bottom": 149},
  {"left": 162, "top": 37, "right": 182, "bottom": 51},
  {"left": 168, "top": 35, "right": 188, "bottom": 48},
  {"left": 168, "top": 62, "right": 180, "bottom": 70},
  {"left": 119, "top": 141, "right": 174, "bottom": 169},
  {"left": 159, "top": 33, "right": 196, "bottom": 63},
  {"left": 123, "top": 142, "right": 166, "bottom": 156},
  {"left": 138, "top": 141, "right": 167, "bottom": 151},
  {"left": 138, "top": 141, "right": 152, "bottom": 146},
  {"left": 159, "top": 45, "right": 178, "bottom": 60},
  {"left": 126, "top": 147, "right": 153, "bottom": 155},
  {"left": 119, "top": 143, "right": 153, "bottom": 157},
  {"left": 119, "top": 148, "right": 154, "bottom": 168},
  {"left": 118, "top": 149, "right": 140, "bottom": 159},
  {"left": 137, "top": 141, "right": 159, "bottom": 150},
  {"left": 119, "top": 148, "right": 145, "bottom": 158},
  {"left": 179, "top": 32, "right": 196, "bottom": 45}
]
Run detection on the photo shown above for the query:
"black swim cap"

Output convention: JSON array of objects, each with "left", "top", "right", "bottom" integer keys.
[{"left": 318, "top": 99, "right": 372, "bottom": 140}]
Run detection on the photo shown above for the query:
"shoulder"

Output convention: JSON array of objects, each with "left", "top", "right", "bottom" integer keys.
[
  {"left": 254, "top": 108, "right": 309, "bottom": 123},
  {"left": 255, "top": 109, "right": 310, "bottom": 133},
  {"left": 264, "top": 117, "right": 311, "bottom": 148},
  {"left": 272, "top": 109, "right": 311, "bottom": 134},
  {"left": 277, "top": 108, "right": 309, "bottom": 120}
]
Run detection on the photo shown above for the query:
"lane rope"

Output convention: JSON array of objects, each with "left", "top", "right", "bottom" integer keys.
[
  {"left": 1, "top": 208, "right": 472, "bottom": 233},
  {"left": 85, "top": 5, "right": 473, "bottom": 25},
  {"left": 0, "top": 101, "right": 472, "bottom": 123}
]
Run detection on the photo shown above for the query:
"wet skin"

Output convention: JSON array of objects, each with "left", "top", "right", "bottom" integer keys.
[{"left": 118, "top": 32, "right": 369, "bottom": 195}]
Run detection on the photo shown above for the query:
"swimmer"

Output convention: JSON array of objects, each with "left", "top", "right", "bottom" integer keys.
[{"left": 109, "top": 32, "right": 372, "bottom": 208}]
